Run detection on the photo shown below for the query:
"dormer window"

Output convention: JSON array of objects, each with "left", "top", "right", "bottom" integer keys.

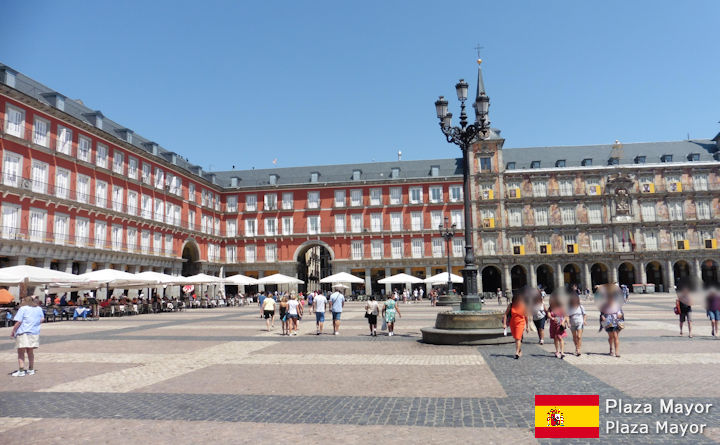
[
  {"left": 530, "top": 161, "right": 541, "bottom": 169},
  {"left": 310, "top": 172, "right": 319, "bottom": 183},
  {"left": 661, "top": 154, "right": 673, "bottom": 163},
  {"left": 555, "top": 160, "right": 566, "bottom": 168},
  {"left": 430, "top": 166, "right": 440, "bottom": 177},
  {"left": 391, "top": 168, "right": 400, "bottom": 178},
  {"left": 688, "top": 153, "right": 700, "bottom": 161},
  {"left": 230, "top": 177, "right": 239, "bottom": 187},
  {"left": 608, "top": 157, "right": 620, "bottom": 166},
  {"left": 581, "top": 158, "right": 592, "bottom": 167},
  {"left": 635, "top": 156, "right": 646, "bottom": 164},
  {"left": 269, "top": 174, "right": 278, "bottom": 185},
  {"left": 506, "top": 162, "right": 516, "bottom": 170},
  {"left": 352, "top": 169, "right": 361, "bottom": 181}
]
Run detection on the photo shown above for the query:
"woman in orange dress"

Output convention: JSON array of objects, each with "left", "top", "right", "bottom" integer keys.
[{"left": 503, "top": 292, "right": 530, "bottom": 359}]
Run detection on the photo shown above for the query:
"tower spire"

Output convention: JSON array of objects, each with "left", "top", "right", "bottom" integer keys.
[{"left": 473, "top": 58, "right": 490, "bottom": 126}]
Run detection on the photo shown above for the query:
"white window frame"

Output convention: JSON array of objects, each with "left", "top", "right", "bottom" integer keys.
[
  {"left": 307, "top": 191, "right": 320, "bottom": 209},
  {"left": 429, "top": 186, "right": 443, "bottom": 203},
  {"left": 409, "top": 187, "right": 423, "bottom": 204},
  {"left": 281, "top": 216, "right": 293, "bottom": 235},
  {"left": 4, "top": 104, "right": 25, "bottom": 138},
  {"left": 390, "top": 239, "right": 403, "bottom": 259},
  {"left": 32, "top": 115, "right": 50, "bottom": 147},
  {"left": 334, "top": 189, "right": 346, "bottom": 207},
  {"left": 335, "top": 214, "right": 346, "bottom": 233},
  {"left": 350, "top": 189, "right": 362, "bottom": 207},
  {"left": 351, "top": 240, "right": 363, "bottom": 260},
  {"left": 411, "top": 239, "right": 423, "bottom": 258},
  {"left": 282, "top": 192, "right": 293, "bottom": 210},
  {"left": 96, "top": 143, "right": 108, "bottom": 169},
  {"left": 369, "top": 188, "right": 382, "bottom": 206},
  {"left": 389, "top": 187, "right": 401, "bottom": 205},
  {"left": 2, "top": 151, "right": 21, "bottom": 187}
]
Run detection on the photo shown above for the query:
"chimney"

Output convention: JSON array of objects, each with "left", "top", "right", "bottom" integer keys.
[
  {"left": 0, "top": 67, "right": 17, "bottom": 88},
  {"left": 83, "top": 110, "right": 104, "bottom": 130},
  {"left": 41, "top": 92, "right": 66, "bottom": 111},
  {"left": 398, "top": 150, "right": 402, "bottom": 161}
]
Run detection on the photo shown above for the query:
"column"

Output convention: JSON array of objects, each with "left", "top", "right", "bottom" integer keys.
[
  {"left": 41, "top": 258, "right": 52, "bottom": 268},
  {"left": 78, "top": 262, "right": 89, "bottom": 274},
  {"left": 583, "top": 263, "right": 592, "bottom": 292},
  {"left": 530, "top": 265, "right": 538, "bottom": 288},
  {"left": 425, "top": 266, "right": 433, "bottom": 294},
  {"left": 62, "top": 261, "right": 73, "bottom": 273},
  {"left": 364, "top": 268, "right": 372, "bottom": 296},
  {"left": 638, "top": 261, "right": 647, "bottom": 285},
  {"left": 666, "top": 260, "right": 675, "bottom": 291},
  {"left": 556, "top": 263, "right": 565, "bottom": 290},
  {"left": 610, "top": 264, "right": 618, "bottom": 284},
  {"left": 258, "top": 270, "right": 265, "bottom": 293},
  {"left": 477, "top": 268, "right": 483, "bottom": 294},
  {"left": 10, "top": 256, "right": 27, "bottom": 266},
  {"left": 384, "top": 267, "right": 392, "bottom": 296},
  {"left": 693, "top": 258, "right": 702, "bottom": 286},
  {"left": 503, "top": 264, "right": 512, "bottom": 292}
]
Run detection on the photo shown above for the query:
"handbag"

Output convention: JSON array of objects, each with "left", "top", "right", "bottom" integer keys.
[{"left": 364, "top": 312, "right": 369, "bottom": 318}]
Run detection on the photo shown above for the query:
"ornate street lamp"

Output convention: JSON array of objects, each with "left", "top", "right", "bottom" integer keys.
[
  {"left": 434, "top": 59, "right": 491, "bottom": 311},
  {"left": 438, "top": 216, "right": 456, "bottom": 294}
]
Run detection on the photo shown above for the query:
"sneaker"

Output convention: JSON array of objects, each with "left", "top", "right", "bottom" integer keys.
[
  {"left": 26, "top": 369, "right": 35, "bottom": 375},
  {"left": 11, "top": 370, "right": 26, "bottom": 377},
  {"left": 334, "top": 332, "right": 339, "bottom": 335}
]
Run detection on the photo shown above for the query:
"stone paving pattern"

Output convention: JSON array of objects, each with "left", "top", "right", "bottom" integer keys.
[{"left": 1, "top": 293, "right": 719, "bottom": 444}]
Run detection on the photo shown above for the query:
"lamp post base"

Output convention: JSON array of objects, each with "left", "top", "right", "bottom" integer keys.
[{"left": 460, "top": 265, "right": 482, "bottom": 311}]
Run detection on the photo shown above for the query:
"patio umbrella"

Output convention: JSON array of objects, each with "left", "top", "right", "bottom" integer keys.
[
  {"left": 224, "top": 274, "right": 260, "bottom": 286},
  {"left": 78, "top": 269, "right": 156, "bottom": 288},
  {"left": 0, "top": 288, "right": 14, "bottom": 304},
  {"left": 0, "top": 265, "right": 91, "bottom": 286},
  {"left": 179, "top": 273, "right": 224, "bottom": 284},
  {"left": 319, "top": 272, "right": 364, "bottom": 284},
  {"left": 135, "top": 271, "right": 186, "bottom": 285},
  {"left": 256, "top": 273, "right": 304, "bottom": 285},
  {"left": 424, "top": 272, "right": 464, "bottom": 284},
  {"left": 377, "top": 273, "right": 424, "bottom": 284}
]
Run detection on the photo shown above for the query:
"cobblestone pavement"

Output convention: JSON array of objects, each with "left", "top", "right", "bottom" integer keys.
[{"left": 1, "top": 293, "right": 719, "bottom": 444}]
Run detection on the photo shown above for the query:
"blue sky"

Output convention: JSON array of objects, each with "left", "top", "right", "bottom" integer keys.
[{"left": 2, "top": 1, "right": 719, "bottom": 171}]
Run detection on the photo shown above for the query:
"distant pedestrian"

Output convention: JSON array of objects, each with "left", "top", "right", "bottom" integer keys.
[
  {"left": 548, "top": 294, "right": 568, "bottom": 359},
  {"left": 279, "top": 296, "right": 289, "bottom": 336},
  {"left": 262, "top": 294, "right": 276, "bottom": 331},
  {"left": 329, "top": 289, "right": 345, "bottom": 335},
  {"left": 383, "top": 293, "right": 401, "bottom": 336},
  {"left": 600, "top": 285, "right": 624, "bottom": 357},
  {"left": 503, "top": 292, "right": 529, "bottom": 359},
  {"left": 10, "top": 296, "right": 44, "bottom": 377},
  {"left": 705, "top": 288, "right": 720, "bottom": 337},
  {"left": 287, "top": 294, "right": 302, "bottom": 336},
  {"left": 413, "top": 288, "right": 419, "bottom": 303},
  {"left": 365, "top": 295, "right": 380, "bottom": 336},
  {"left": 497, "top": 288, "right": 503, "bottom": 305},
  {"left": 567, "top": 294, "right": 587, "bottom": 356},
  {"left": 313, "top": 291, "right": 328, "bottom": 335},
  {"left": 676, "top": 286, "right": 693, "bottom": 338},
  {"left": 258, "top": 292, "right": 266, "bottom": 319},
  {"left": 419, "top": 288, "right": 424, "bottom": 302},
  {"left": 530, "top": 290, "right": 547, "bottom": 345}
]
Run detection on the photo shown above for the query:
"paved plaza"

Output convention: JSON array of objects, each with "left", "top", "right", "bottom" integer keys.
[{"left": 1, "top": 293, "right": 719, "bottom": 444}]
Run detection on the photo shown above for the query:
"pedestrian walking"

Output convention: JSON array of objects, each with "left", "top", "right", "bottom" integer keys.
[
  {"left": 676, "top": 286, "right": 693, "bottom": 338},
  {"left": 287, "top": 294, "right": 302, "bottom": 336},
  {"left": 419, "top": 288, "right": 424, "bottom": 302},
  {"left": 279, "top": 296, "right": 289, "bottom": 336},
  {"left": 329, "top": 288, "right": 345, "bottom": 335},
  {"left": 365, "top": 295, "right": 380, "bottom": 336},
  {"left": 383, "top": 293, "right": 401, "bottom": 336},
  {"left": 567, "top": 294, "right": 587, "bottom": 356},
  {"left": 502, "top": 292, "right": 529, "bottom": 359},
  {"left": 312, "top": 291, "right": 328, "bottom": 335},
  {"left": 547, "top": 294, "right": 568, "bottom": 359},
  {"left": 599, "top": 285, "right": 624, "bottom": 357},
  {"left": 497, "top": 288, "right": 503, "bottom": 305},
  {"left": 530, "top": 290, "right": 547, "bottom": 345},
  {"left": 258, "top": 292, "right": 266, "bottom": 319},
  {"left": 10, "top": 296, "right": 44, "bottom": 377},
  {"left": 262, "top": 294, "right": 276, "bottom": 331},
  {"left": 705, "top": 288, "right": 720, "bottom": 337}
]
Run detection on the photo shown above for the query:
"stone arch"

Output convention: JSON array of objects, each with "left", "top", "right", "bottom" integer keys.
[
  {"left": 563, "top": 263, "right": 581, "bottom": 289},
  {"left": 618, "top": 262, "right": 635, "bottom": 288},
  {"left": 295, "top": 241, "right": 334, "bottom": 293},
  {"left": 181, "top": 238, "right": 201, "bottom": 277},
  {"left": 536, "top": 264, "right": 554, "bottom": 293},
  {"left": 292, "top": 240, "right": 336, "bottom": 263},
  {"left": 510, "top": 265, "right": 527, "bottom": 291},
  {"left": 591, "top": 263, "right": 609, "bottom": 288},
  {"left": 673, "top": 260, "right": 691, "bottom": 287},
  {"left": 701, "top": 259, "right": 719, "bottom": 287},
  {"left": 645, "top": 261, "right": 664, "bottom": 290},
  {"left": 481, "top": 265, "right": 502, "bottom": 293}
]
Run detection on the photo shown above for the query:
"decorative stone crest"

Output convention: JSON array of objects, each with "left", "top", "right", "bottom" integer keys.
[{"left": 606, "top": 172, "right": 635, "bottom": 217}]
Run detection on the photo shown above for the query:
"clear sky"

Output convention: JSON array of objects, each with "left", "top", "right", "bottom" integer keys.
[{"left": 2, "top": 1, "right": 719, "bottom": 171}]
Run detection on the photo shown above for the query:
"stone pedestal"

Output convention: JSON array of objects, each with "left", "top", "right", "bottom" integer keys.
[
  {"left": 436, "top": 295, "right": 461, "bottom": 306},
  {"left": 421, "top": 310, "right": 514, "bottom": 345}
]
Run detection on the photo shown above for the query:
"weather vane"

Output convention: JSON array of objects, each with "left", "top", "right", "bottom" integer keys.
[{"left": 474, "top": 44, "right": 484, "bottom": 59}]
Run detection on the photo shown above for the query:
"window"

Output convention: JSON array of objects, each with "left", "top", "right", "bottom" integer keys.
[
  {"left": 31, "top": 160, "right": 48, "bottom": 194},
  {"left": 479, "top": 157, "right": 492, "bottom": 171},
  {"left": 537, "top": 234, "right": 550, "bottom": 254},
  {"left": 587, "top": 204, "right": 602, "bottom": 224},
  {"left": 29, "top": 209, "right": 46, "bottom": 242},
  {"left": 95, "top": 180, "right": 108, "bottom": 208},
  {"left": 352, "top": 169, "right": 361, "bottom": 180},
  {"left": 559, "top": 179, "right": 573, "bottom": 196},
  {"left": 430, "top": 211, "right": 442, "bottom": 229},
  {"left": 672, "top": 230, "right": 687, "bottom": 249},
  {"left": 581, "top": 158, "right": 592, "bottom": 167},
  {"left": 307, "top": 191, "right": 320, "bottom": 209},
  {"left": 390, "top": 212, "right": 402, "bottom": 231},
  {"left": 5, "top": 104, "right": 24, "bottom": 138},
  {"left": 644, "top": 231, "right": 657, "bottom": 251},
  {"left": 1, "top": 204, "right": 20, "bottom": 239},
  {"left": 281, "top": 216, "right": 293, "bottom": 235},
  {"left": 391, "top": 239, "right": 403, "bottom": 258},
  {"left": 640, "top": 202, "right": 656, "bottom": 221},
  {"left": 590, "top": 234, "right": 604, "bottom": 252},
  {"left": 410, "top": 212, "right": 422, "bottom": 231},
  {"left": 141, "top": 194, "right": 152, "bottom": 219},
  {"left": 635, "top": 156, "right": 646, "bottom": 164},
  {"left": 187, "top": 210, "right": 195, "bottom": 231},
  {"left": 188, "top": 183, "right": 196, "bottom": 202},
  {"left": 370, "top": 213, "right": 382, "bottom": 231},
  {"left": 586, "top": 179, "right": 601, "bottom": 196},
  {"left": 141, "top": 162, "right": 151, "bottom": 185},
  {"left": 76, "top": 175, "right": 89, "bottom": 203},
  {"left": 335, "top": 214, "right": 346, "bottom": 233},
  {"left": 310, "top": 172, "right": 319, "bottom": 182},
  {"left": 264, "top": 218, "right": 277, "bottom": 236},
  {"left": 126, "top": 227, "right": 136, "bottom": 252},
  {"left": 54, "top": 168, "right": 70, "bottom": 199},
  {"left": 226, "top": 196, "right": 238, "bottom": 212},
  {"left": 245, "top": 219, "right": 257, "bottom": 236},
  {"left": 535, "top": 207, "right": 548, "bottom": 226},
  {"left": 689, "top": 153, "right": 700, "bottom": 161},
  {"left": 666, "top": 175, "right": 682, "bottom": 192},
  {"left": 506, "top": 181, "right": 521, "bottom": 199},
  {"left": 429, "top": 186, "right": 443, "bottom": 203},
  {"left": 76, "top": 218, "right": 89, "bottom": 247},
  {"left": 668, "top": 201, "right": 683, "bottom": 221},
  {"left": 2, "top": 151, "right": 21, "bottom": 187},
  {"left": 449, "top": 185, "right": 462, "bottom": 202},
  {"left": 95, "top": 221, "right": 107, "bottom": 248},
  {"left": 391, "top": 168, "right": 400, "bottom": 178},
  {"left": 268, "top": 174, "right": 277, "bottom": 185},
  {"left": 154, "top": 167, "right": 164, "bottom": 189},
  {"left": 127, "top": 156, "right": 137, "bottom": 180},
  {"left": 694, "top": 174, "right": 708, "bottom": 191},
  {"left": 281, "top": 192, "right": 293, "bottom": 209},
  {"left": 153, "top": 232, "right": 162, "bottom": 255},
  {"left": 265, "top": 244, "right": 277, "bottom": 263},
  {"left": 54, "top": 125, "right": 72, "bottom": 155},
  {"left": 351, "top": 240, "right": 363, "bottom": 260},
  {"left": 307, "top": 215, "right": 320, "bottom": 234},
  {"left": 112, "top": 150, "right": 124, "bottom": 174},
  {"left": 245, "top": 245, "right": 256, "bottom": 263},
  {"left": 530, "top": 161, "right": 541, "bottom": 169},
  {"left": 661, "top": 154, "right": 673, "bottom": 163},
  {"left": 264, "top": 193, "right": 277, "bottom": 210},
  {"left": 96, "top": 143, "right": 108, "bottom": 168},
  {"left": 480, "top": 209, "right": 496, "bottom": 228},
  {"left": 371, "top": 240, "right": 383, "bottom": 259},
  {"left": 450, "top": 209, "right": 463, "bottom": 229},
  {"left": 111, "top": 186, "right": 124, "bottom": 212},
  {"left": 452, "top": 238, "right": 464, "bottom": 257},
  {"left": 696, "top": 200, "right": 711, "bottom": 220},
  {"left": 350, "top": 189, "right": 362, "bottom": 206},
  {"left": 389, "top": 187, "right": 401, "bottom": 205},
  {"left": 153, "top": 199, "right": 164, "bottom": 222},
  {"left": 226, "top": 246, "right": 237, "bottom": 263},
  {"left": 608, "top": 157, "right": 620, "bottom": 166},
  {"left": 409, "top": 187, "right": 423, "bottom": 204},
  {"left": 483, "top": 237, "right": 496, "bottom": 255},
  {"left": 532, "top": 181, "right": 547, "bottom": 197},
  {"left": 561, "top": 206, "right": 576, "bottom": 225},
  {"left": 506, "top": 162, "right": 516, "bottom": 170},
  {"left": 127, "top": 190, "right": 138, "bottom": 216},
  {"left": 111, "top": 225, "right": 123, "bottom": 250},
  {"left": 430, "top": 166, "right": 440, "bottom": 177},
  {"left": 555, "top": 160, "right": 566, "bottom": 168},
  {"left": 164, "top": 234, "right": 173, "bottom": 255},
  {"left": 140, "top": 230, "right": 151, "bottom": 253},
  {"left": 226, "top": 219, "right": 237, "bottom": 237},
  {"left": 508, "top": 207, "right": 522, "bottom": 227},
  {"left": 564, "top": 234, "right": 577, "bottom": 251},
  {"left": 32, "top": 116, "right": 49, "bottom": 147},
  {"left": 334, "top": 189, "right": 345, "bottom": 207},
  {"left": 431, "top": 238, "right": 443, "bottom": 257},
  {"left": 246, "top": 194, "right": 257, "bottom": 211},
  {"left": 214, "top": 216, "right": 220, "bottom": 235},
  {"left": 77, "top": 136, "right": 91, "bottom": 162},
  {"left": 350, "top": 213, "right": 362, "bottom": 233},
  {"left": 411, "top": 239, "right": 423, "bottom": 258},
  {"left": 168, "top": 174, "right": 181, "bottom": 196},
  {"left": 370, "top": 188, "right": 382, "bottom": 206}
]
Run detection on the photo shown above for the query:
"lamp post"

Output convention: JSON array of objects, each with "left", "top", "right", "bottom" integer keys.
[
  {"left": 434, "top": 59, "right": 491, "bottom": 311},
  {"left": 438, "top": 216, "right": 456, "bottom": 295}
]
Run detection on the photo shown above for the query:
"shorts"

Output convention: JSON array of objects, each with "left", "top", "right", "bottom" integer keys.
[
  {"left": 287, "top": 314, "right": 298, "bottom": 319},
  {"left": 367, "top": 314, "right": 378, "bottom": 325},
  {"left": 605, "top": 326, "right": 620, "bottom": 333},
  {"left": 680, "top": 311, "right": 692, "bottom": 323},
  {"left": 570, "top": 323, "right": 584, "bottom": 332},
  {"left": 15, "top": 334, "right": 40, "bottom": 349},
  {"left": 332, "top": 311, "right": 342, "bottom": 321},
  {"left": 708, "top": 310, "right": 720, "bottom": 321},
  {"left": 533, "top": 318, "right": 546, "bottom": 330},
  {"left": 315, "top": 312, "right": 325, "bottom": 323},
  {"left": 263, "top": 310, "right": 275, "bottom": 319}
]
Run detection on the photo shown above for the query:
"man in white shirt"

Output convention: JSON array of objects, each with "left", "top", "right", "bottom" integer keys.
[
  {"left": 329, "top": 289, "right": 345, "bottom": 335},
  {"left": 312, "top": 292, "right": 328, "bottom": 335}
]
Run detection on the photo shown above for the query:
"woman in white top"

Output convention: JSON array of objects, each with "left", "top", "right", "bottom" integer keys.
[
  {"left": 530, "top": 290, "right": 547, "bottom": 345},
  {"left": 567, "top": 293, "right": 587, "bottom": 356},
  {"left": 286, "top": 295, "right": 302, "bottom": 336},
  {"left": 365, "top": 295, "right": 380, "bottom": 336}
]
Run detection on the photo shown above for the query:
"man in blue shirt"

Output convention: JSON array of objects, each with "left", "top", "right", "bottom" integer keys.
[
  {"left": 329, "top": 289, "right": 345, "bottom": 335},
  {"left": 258, "top": 292, "right": 266, "bottom": 319}
]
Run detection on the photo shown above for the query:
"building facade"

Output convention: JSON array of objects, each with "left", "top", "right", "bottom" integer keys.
[{"left": 0, "top": 63, "right": 718, "bottom": 295}]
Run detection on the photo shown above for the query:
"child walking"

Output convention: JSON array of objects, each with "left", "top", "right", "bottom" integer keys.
[{"left": 548, "top": 295, "right": 569, "bottom": 359}]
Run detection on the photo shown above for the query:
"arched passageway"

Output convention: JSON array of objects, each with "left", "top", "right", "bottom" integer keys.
[
  {"left": 590, "top": 263, "right": 609, "bottom": 289},
  {"left": 482, "top": 266, "right": 502, "bottom": 293},
  {"left": 618, "top": 262, "right": 635, "bottom": 288},
  {"left": 510, "top": 265, "right": 527, "bottom": 291},
  {"left": 536, "top": 264, "right": 554, "bottom": 294},
  {"left": 673, "top": 260, "right": 691, "bottom": 288},
  {"left": 181, "top": 241, "right": 201, "bottom": 277},
  {"left": 563, "top": 263, "right": 581, "bottom": 290},
  {"left": 297, "top": 244, "right": 333, "bottom": 293},
  {"left": 701, "top": 260, "right": 719, "bottom": 288},
  {"left": 645, "top": 261, "right": 664, "bottom": 290}
]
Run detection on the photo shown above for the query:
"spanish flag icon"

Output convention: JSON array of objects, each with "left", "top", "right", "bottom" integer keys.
[{"left": 535, "top": 395, "right": 599, "bottom": 438}]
